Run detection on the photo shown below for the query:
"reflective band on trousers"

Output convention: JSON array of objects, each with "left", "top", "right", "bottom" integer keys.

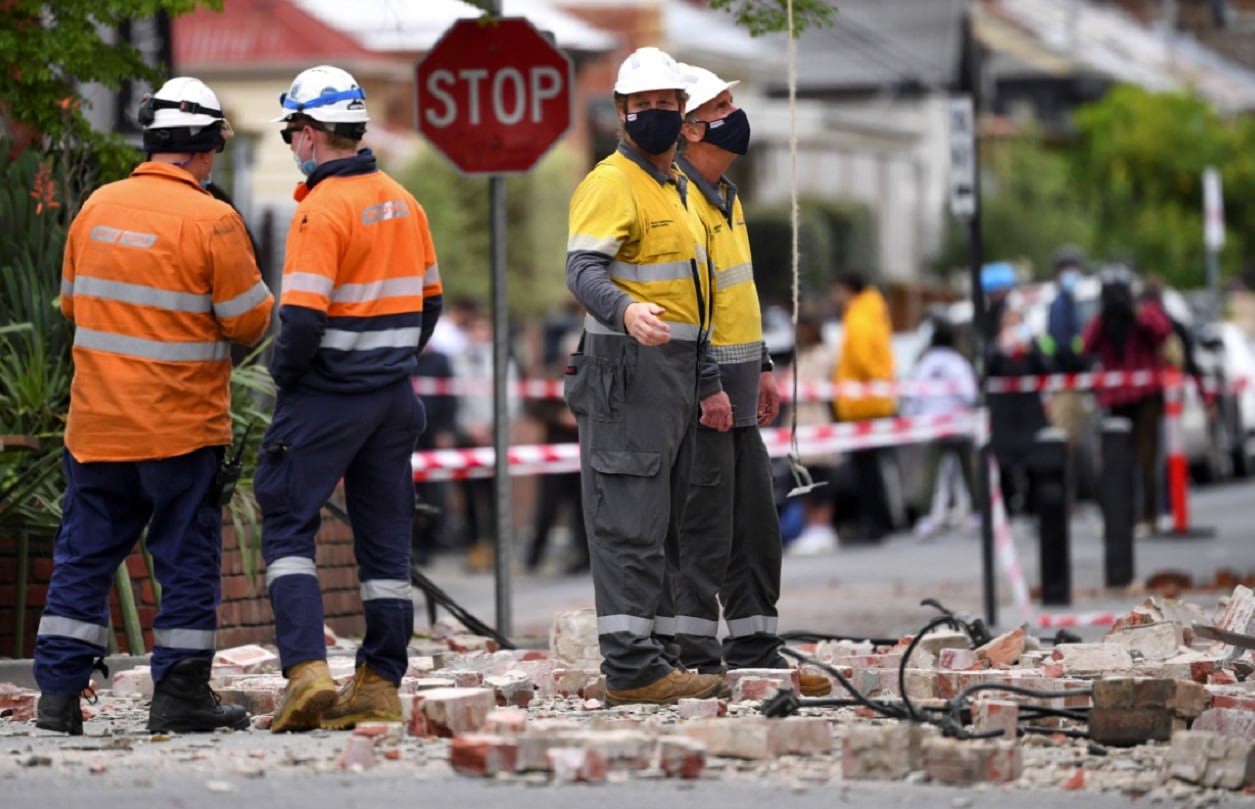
[
  {"left": 653, "top": 616, "right": 678, "bottom": 636},
  {"left": 266, "top": 555, "right": 318, "bottom": 587},
  {"left": 71, "top": 275, "right": 212, "bottom": 313},
  {"left": 716, "top": 262, "right": 754, "bottom": 291},
  {"left": 74, "top": 327, "right": 229, "bottom": 362},
  {"left": 215, "top": 280, "right": 273, "bottom": 320},
  {"left": 597, "top": 614, "right": 654, "bottom": 636},
  {"left": 153, "top": 627, "right": 217, "bottom": 651},
  {"left": 583, "top": 314, "right": 701, "bottom": 342},
  {"left": 725, "top": 615, "right": 778, "bottom": 638},
  {"left": 360, "top": 579, "right": 411, "bottom": 601},
  {"left": 675, "top": 615, "right": 719, "bottom": 638},
  {"left": 567, "top": 233, "right": 622, "bottom": 256},
  {"left": 321, "top": 326, "right": 422, "bottom": 352},
  {"left": 331, "top": 277, "right": 424, "bottom": 305},
  {"left": 37, "top": 614, "right": 110, "bottom": 648},
  {"left": 608, "top": 259, "right": 694, "bottom": 285}
]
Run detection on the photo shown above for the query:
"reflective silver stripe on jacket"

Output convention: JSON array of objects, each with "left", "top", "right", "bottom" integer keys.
[
  {"left": 74, "top": 327, "right": 229, "bottom": 362},
  {"left": 361, "top": 579, "right": 411, "bottom": 601},
  {"left": 215, "top": 280, "right": 272, "bottom": 319},
  {"left": 89, "top": 226, "right": 157, "bottom": 248},
  {"left": 725, "top": 615, "right": 778, "bottom": 638},
  {"left": 676, "top": 615, "right": 719, "bottom": 638},
  {"left": 361, "top": 200, "right": 410, "bottom": 224},
  {"left": 567, "top": 233, "right": 622, "bottom": 256},
  {"left": 608, "top": 259, "right": 693, "bottom": 284},
  {"left": 583, "top": 314, "right": 701, "bottom": 342},
  {"left": 73, "top": 275, "right": 211, "bottom": 313},
  {"left": 710, "top": 342, "right": 762, "bottom": 365},
  {"left": 37, "top": 614, "right": 109, "bottom": 648},
  {"left": 152, "top": 627, "right": 216, "bottom": 651},
  {"left": 321, "top": 327, "right": 422, "bottom": 352},
  {"left": 653, "top": 616, "right": 678, "bottom": 636},
  {"left": 423, "top": 263, "right": 442, "bottom": 287},
  {"left": 61, "top": 278, "right": 74, "bottom": 298},
  {"left": 597, "top": 614, "right": 654, "bottom": 636},
  {"left": 332, "top": 277, "right": 424, "bottom": 304},
  {"left": 716, "top": 262, "right": 754, "bottom": 290},
  {"left": 283, "top": 271, "right": 336, "bottom": 298},
  {"left": 266, "top": 555, "right": 318, "bottom": 587}
]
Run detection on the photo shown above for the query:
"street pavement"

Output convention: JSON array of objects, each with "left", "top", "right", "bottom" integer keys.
[{"left": 4, "top": 478, "right": 1255, "bottom": 808}]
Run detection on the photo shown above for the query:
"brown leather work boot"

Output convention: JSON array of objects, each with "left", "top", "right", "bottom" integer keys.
[
  {"left": 271, "top": 659, "right": 337, "bottom": 733},
  {"left": 605, "top": 669, "right": 722, "bottom": 707},
  {"left": 798, "top": 671, "right": 833, "bottom": 697},
  {"left": 320, "top": 662, "right": 401, "bottom": 729}
]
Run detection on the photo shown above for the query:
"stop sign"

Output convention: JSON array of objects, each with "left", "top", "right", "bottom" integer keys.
[{"left": 415, "top": 17, "right": 573, "bottom": 175}]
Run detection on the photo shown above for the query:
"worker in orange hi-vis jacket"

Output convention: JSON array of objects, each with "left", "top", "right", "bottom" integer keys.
[
  {"left": 258, "top": 65, "right": 442, "bottom": 733},
  {"left": 34, "top": 76, "right": 274, "bottom": 736}
]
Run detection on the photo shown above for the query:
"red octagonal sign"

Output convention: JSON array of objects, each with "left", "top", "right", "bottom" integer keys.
[{"left": 416, "top": 17, "right": 573, "bottom": 175}]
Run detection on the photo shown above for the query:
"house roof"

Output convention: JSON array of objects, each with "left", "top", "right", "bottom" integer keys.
[
  {"left": 767, "top": 0, "right": 968, "bottom": 97},
  {"left": 981, "top": 0, "right": 1255, "bottom": 113},
  {"left": 174, "top": 0, "right": 378, "bottom": 70},
  {"left": 291, "top": 0, "right": 618, "bottom": 54}
]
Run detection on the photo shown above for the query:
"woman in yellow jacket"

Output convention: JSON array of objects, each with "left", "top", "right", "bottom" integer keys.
[{"left": 831, "top": 272, "right": 896, "bottom": 542}]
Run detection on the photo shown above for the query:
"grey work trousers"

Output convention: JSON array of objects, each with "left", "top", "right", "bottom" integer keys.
[
  {"left": 676, "top": 424, "right": 785, "bottom": 673},
  {"left": 564, "top": 333, "right": 698, "bottom": 690}
]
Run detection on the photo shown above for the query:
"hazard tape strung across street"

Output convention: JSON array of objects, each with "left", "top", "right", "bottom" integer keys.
[
  {"left": 412, "top": 411, "right": 981, "bottom": 482},
  {"left": 987, "top": 456, "right": 1035, "bottom": 626},
  {"left": 414, "top": 371, "right": 1248, "bottom": 403},
  {"left": 1036, "top": 611, "right": 1118, "bottom": 629}
]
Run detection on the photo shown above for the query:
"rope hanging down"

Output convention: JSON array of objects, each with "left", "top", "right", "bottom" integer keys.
[{"left": 784, "top": 0, "right": 825, "bottom": 498}]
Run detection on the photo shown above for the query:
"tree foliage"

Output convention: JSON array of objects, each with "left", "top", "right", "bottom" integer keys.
[
  {"left": 0, "top": 0, "right": 220, "bottom": 180},
  {"left": 1068, "top": 85, "right": 1250, "bottom": 289},
  {"left": 393, "top": 146, "right": 578, "bottom": 319},
  {"left": 710, "top": 0, "right": 837, "bottom": 37}
]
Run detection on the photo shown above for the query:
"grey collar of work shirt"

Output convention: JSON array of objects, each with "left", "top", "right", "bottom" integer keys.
[
  {"left": 617, "top": 141, "right": 689, "bottom": 207},
  {"left": 676, "top": 155, "right": 738, "bottom": 226}
]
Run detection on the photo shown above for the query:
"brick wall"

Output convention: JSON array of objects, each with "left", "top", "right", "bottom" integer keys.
[{"left": 0, "top": 510, "right": 366, "bottom": 659}]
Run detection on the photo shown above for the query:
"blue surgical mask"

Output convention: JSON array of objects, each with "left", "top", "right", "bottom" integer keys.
[
  {"left": 294, "top": 131, "right": 317, "bottom": 177},
  {"left": 624, "top": 108, "right": 683, "bottom": 155},
  {"left": 699, "top": 108, "right": 751, "bottom": 155},
  {"left": 1059, "top": 269, "right": 1080, "bottom": 293}
]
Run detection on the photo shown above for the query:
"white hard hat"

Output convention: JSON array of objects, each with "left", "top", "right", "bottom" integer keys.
[
  {"left": 614, "top": 47, "right": 686, "bottom": 96},
  {"left": 139, "top": 77, "right": 234, "bottom": 153},
  {"left": 678, "top": 63, "right": 740, "bottom": 111},
  {"left": 273, "top": 65, "right": 369, "bottom": 126}
]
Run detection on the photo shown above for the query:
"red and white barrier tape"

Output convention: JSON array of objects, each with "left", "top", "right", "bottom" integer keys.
[
  {"left": 412, "top": 411, "right": 981, "bottom": 482},
  {"left": 414, "top": 371, "right": 1246, "bottom": 403},
  {"left": 1036, "top": 611, "right": 1117, "bottom": 629},
  {"left": 987, "top": 457, "right": 1035, "bottom": 626}
]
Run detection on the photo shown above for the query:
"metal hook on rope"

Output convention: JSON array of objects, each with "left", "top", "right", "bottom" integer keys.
[{"left": 785, "top": 449, "right": 826, "bottom": 498}]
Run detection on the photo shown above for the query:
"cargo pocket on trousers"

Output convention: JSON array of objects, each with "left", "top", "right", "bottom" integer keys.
[
  {"left": 564, "top": 353, "right": 623, "bottom": 422},
  {"left": 589, "top": 449, "right": 664, "bottom": 545},
  {"left": 690, "top": 464, "right": 721, "bottom": 489}
]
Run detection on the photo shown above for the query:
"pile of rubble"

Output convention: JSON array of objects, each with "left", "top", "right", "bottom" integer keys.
[{"left": 5, "top": 586, "right": 1255, "bottom": 798}]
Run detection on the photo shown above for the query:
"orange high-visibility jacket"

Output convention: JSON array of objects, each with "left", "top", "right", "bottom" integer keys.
[{"left": 61, "top": 162, "right": 274, "bottom": 462}]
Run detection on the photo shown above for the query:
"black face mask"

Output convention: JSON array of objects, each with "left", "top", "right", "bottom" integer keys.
[
  {"left": 699, "top": 108, "right": 751, "bottom": 155},
  {"left": 624, "top": 108, "right": 683, "bottom": 155}
]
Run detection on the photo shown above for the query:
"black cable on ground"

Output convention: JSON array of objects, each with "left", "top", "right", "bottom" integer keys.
[
  {"left": 322, "top": 497, "right": 515, "bottom": 650},
  {"left": 779, "top": 645, "right": 909, "bottom": 720}
]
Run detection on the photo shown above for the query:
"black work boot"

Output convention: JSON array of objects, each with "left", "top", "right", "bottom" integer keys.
[
  {"left": 147, "top": 658, "right": 250, "bottom": 733},
  {"left": 35, "top": 693, "right": 83, "bottom": 735}
]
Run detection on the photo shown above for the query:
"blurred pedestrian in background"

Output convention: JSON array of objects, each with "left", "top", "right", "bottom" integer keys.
[
  {"left": 830, "top": 271, "right": 895, "bottom": 543},
  {"left": 987, "top": 306, "right": 1051, "bottom": 514},
  {"left": 1082, "top": 264, "right": 1172, "bottom": 537},
  {"left": 782, "top": 315, "right": 840, "bottom": 555},
  {"left": 903, "top": 318, "right": 977, "bottom": 538},
  {"left": 411, "top": 343, "right": 458, "bottom": 568},
  {"left": 1042, "top": 246, "right": 1092, "bottom": 456}
]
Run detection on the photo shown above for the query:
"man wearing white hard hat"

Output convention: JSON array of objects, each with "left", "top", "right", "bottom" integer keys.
[
  {"left": 564, "top": 46, "right": 728, "bottom": 706},
  {"left": 673, "top": 65, "right": 832, "bottom": 697},
  {"left": 259, "top": 64, "right": 443, "bottom": 732},
  {"left": 34, "top": 76, "right": 273, "bottom": 735}
]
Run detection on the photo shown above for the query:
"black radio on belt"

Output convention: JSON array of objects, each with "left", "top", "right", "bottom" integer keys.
[{"left": 210, "top": 421, "right": 255, "bottom": 508}]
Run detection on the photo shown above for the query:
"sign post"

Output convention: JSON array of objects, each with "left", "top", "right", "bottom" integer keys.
[
  {"left": 416, "top": 17, "right": 573, "bottom": 638},
  {"left": 1203, "top": 166, "right": 1225, "bottom": 322}
]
